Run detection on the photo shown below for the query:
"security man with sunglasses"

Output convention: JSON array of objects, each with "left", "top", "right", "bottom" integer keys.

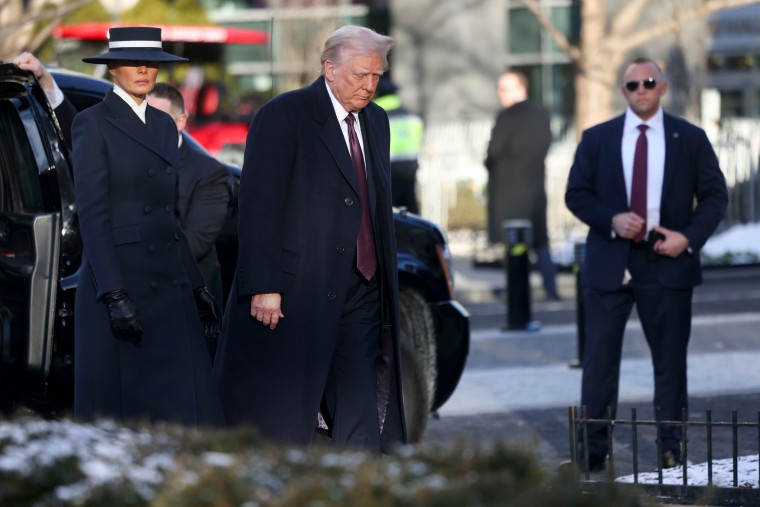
[{"left": 565, "top": 58, "right": 727, "bottom": 472}]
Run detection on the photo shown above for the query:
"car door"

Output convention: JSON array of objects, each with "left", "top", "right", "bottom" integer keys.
[{"left": 0, "top": 65, "right": 77, "bottom": 393}]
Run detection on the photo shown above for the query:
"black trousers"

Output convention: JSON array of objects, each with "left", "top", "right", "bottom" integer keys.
[
  {"left": 534, "top": 242, "right": 557, "bottom": 294},
  {"left": 323, "top": 268, "right": 382, "bottom": 453},
  {"left": 580, "top": 245, "right": 693, "bottom": 457}
]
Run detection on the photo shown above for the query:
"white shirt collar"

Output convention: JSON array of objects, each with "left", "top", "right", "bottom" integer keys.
[
  {"left": 112, "top": 85, "right": 148, "bottom": 124},
  {"left": 324, "top": 78, "right": 356, "bottom": 124},
  {"left": 624, "top": 106, "right": 664, "bottom": 132}
]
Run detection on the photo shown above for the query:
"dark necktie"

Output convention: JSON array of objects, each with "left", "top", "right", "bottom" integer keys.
[
  {"left": 345, "top": 113, "right": 377, "bottom": 280},
  {"left": 631, "top": 124, "right": 648, "bottom": 243}
]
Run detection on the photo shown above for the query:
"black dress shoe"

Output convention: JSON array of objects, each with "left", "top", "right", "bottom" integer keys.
[{"left": 545, "top": 290, "right": 562, "bottom": 302}]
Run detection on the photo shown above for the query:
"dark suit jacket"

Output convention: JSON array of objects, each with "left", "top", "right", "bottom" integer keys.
[
  {"left": 485, "top": 99, "right": 552, "bottom": 244},
  {"left": 54, "top": 97, "right": 78, "bottom": 149},
  {"left": 177, "top": 138, "right": 230, "bottom": 303},
  {"left": 565, "top": 112, "right": 728, "bottom": 291},
  {"left": 214, "top": 77, "right": 407, "bottom": 449},
  {"left": 72, "top": 89, "right": 223, "bottom": 426}
]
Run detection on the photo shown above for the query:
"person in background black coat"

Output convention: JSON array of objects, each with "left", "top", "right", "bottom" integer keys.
[
  {"left": 148, "top": 83, "right": 230, "bottom": 312},
  {"left": 72, "top": 27, "right": 223, "bottom": 426},
  {"left": 484, "top": 70, "right": 559, "bottom": 300},
  {"left": 13, "top": 52, "right": 77, "bottom": 148},
  {"left": 214, "top": 25, "right": 407, "bottom": 453}
]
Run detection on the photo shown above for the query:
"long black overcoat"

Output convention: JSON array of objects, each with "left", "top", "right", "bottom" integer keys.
[
  {"left": 213, "top": 77, "right": 407, "bottom": 451},
  {"left": 71, "top": 90, "right": 224, "bottom": 426},
  {"left": 484, "top": 99, "right": 552, "bottom": 245}
]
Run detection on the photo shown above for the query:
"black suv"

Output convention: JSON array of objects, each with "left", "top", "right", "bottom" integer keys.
[{"left": 0, "top": 64, "right": 469, "bottom": 441}]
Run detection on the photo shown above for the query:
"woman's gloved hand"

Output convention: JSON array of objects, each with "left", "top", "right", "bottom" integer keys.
[{"left": 101, "top": 289, "right": 143, "bottom": 345}]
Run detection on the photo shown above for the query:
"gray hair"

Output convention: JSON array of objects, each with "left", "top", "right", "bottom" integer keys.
[{"left": 320, "top": 25, "right": 394, "bottom": 75}]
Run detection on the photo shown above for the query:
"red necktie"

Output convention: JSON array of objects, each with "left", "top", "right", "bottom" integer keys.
[
  {"left": 345, "top": 113, "right": 377, "bottom": 280},
  {"left": 631, "top": 124, "right": 648, "bottom": 243}
]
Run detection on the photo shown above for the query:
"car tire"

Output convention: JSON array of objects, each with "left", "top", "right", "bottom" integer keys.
[
  {"left": 400, "top": 341, "right": 429, "bottom": 443},
  {"left": 399, "top": 288, "right": 437, "bottom": 410},
  {"left": 398, "top": 288, "right": 437, "bottom": 442}
]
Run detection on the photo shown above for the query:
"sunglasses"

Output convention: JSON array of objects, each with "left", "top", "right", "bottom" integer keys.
[{"left": 625, "top": 78, "right": 658, "bottom": 92}]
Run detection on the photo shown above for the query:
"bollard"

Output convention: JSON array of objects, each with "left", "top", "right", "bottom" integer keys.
[
  {"left": 503, "top": 220, "right": 540, "bottom": 331},
  {"left": 569, "top": 241, "right": 586, "bottom": 368}
]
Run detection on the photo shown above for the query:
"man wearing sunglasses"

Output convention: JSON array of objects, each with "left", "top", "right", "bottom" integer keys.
[{"left": 565, "top": 58, "right": 728, "bottom": 472}]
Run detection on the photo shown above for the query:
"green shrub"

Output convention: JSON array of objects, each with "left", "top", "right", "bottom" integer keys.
[{"left": 0, "top": 416, "right": 640, "bottom": 506}]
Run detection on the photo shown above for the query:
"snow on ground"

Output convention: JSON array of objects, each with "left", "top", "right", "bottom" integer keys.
[
  {"left": 617, "top": 454, "right": 760, "bottom": 488},
  {"left": 702, "top": 222, "right": 760, "bottom": 261}
]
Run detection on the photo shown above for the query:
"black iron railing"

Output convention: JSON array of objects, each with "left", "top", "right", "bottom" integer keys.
[{"left": 568, "top": 405, "right": 760, "bottom": 504}]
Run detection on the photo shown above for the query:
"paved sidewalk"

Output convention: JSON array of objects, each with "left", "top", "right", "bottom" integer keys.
[{"left": 442, "top": 312, "right": 760, "bottom": 416}]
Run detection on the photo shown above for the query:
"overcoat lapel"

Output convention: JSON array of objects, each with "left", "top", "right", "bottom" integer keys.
[
  {"left": 609, "top": 116, "right": 628, "bottom": 206},
  {"left": 312, "top": 78, "right": 362, "bottom": 197},
  {"left": 101, "top": 90, "right": 175, "bottom": 165}
]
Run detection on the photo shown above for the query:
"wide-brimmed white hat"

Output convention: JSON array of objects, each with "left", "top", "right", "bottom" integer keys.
[{"left": 82, "top": 26, "right": 187, "bottom": 63}]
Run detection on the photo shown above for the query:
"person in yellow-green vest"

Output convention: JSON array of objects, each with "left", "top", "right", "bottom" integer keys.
[{"left": 374, "top": 78, "right": 423, "bottom": 214}]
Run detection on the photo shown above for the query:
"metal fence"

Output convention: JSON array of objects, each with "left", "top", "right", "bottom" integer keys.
[
  {"left": 568, "top": 405, "right": 760, "bottom": 505},
  {"left": 713, "top": 118, "right": 760, "bottom": 228}
]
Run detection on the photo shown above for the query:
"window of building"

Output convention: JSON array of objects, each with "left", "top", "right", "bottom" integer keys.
[
  {"left": 508, "top": 8, "right": 541, "bottom": 54},
  {"left": 505, "top": 0, "right": 577, "bottom": 128},
  {"left": 720, "top": 90, "right": 744, "bottom": 117}
]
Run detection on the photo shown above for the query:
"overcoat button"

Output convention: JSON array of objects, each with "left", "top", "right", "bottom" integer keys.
[
  {"left": 148, "top": 169, "right": 155, "bottom": 177},
  {"left": 165, "top": 204, "right": 172, "bottom": 213},
  {"left": 166, "top": 242, "right": 173, "bottom": 250},
  {"left": 336, "top": 246, "right": 345, "bottom": 254},
  {"left": 166, "top": 167, "right": 173, "bottom": 174},
  {"left": 150, "top": 281, "right": 158, "bottom": 289},
  {"left": 344, "top": 197, "right": 354, "bottom": 206},
  {"left": 172, "top": 279, "right": 180, "bottom": 287},
  {"left": 144, "top": 206, "right": 152, "bottom": 214},
  {"left": 327, "top": 292, "right": 336, "bottom": 300},
  {"left": 148, "top": 244, "right": 157, "bottom": 253}
]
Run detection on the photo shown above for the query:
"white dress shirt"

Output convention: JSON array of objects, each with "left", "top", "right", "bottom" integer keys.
[
  {"left": 325, "top": 79, "right": 367, "bottom": 169},
  {"left": 621, "top": 106, "right": 665, "bottom": 232}
]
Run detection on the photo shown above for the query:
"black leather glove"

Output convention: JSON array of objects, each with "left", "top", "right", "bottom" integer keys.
[
  {"left": 101, "top": 289, "right": 143, "bottom": 345},
  {"left": 194, "top": 286, "right": 221, "bottom": 361}
]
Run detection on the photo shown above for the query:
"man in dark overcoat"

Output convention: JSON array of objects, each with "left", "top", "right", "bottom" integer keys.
[
  {"left": 214, "top": 25, "right": 407, "bottom": 453},
  {"left": 72, "top": 27, "right": 223, "bottom": 426},
  {"left": 485, "top": 70, "right": 559, "bottom": 300}
]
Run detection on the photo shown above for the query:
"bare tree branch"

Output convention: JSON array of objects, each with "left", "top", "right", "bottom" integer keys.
[
  {"left": 0, "top": 0, "right": 94, "bottom": 57},
  {"left": 1, "top": 0, "right": 94, "bottom": 33},
  {"left": 609, "top": 0, "right": 649, "bottom": 36},
  {"left": 616, "top": 0, "right": 760, "bottom": 54},
  {"left": 517, "top": 0, "right": 582, "bottom": 63}
]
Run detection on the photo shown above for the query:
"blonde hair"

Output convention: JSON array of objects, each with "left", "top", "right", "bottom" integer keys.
[{"left": 320, "top": 25, "right": 394, "bottom": 75}]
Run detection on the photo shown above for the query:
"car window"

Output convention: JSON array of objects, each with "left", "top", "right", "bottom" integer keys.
[{"left": 0, "top": 99, "right": 44, "bottom": 213}]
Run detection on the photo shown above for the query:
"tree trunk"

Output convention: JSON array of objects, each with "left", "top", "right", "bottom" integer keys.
[{"left": 574, "top": 0, "right": 625, "bottom": 133}]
